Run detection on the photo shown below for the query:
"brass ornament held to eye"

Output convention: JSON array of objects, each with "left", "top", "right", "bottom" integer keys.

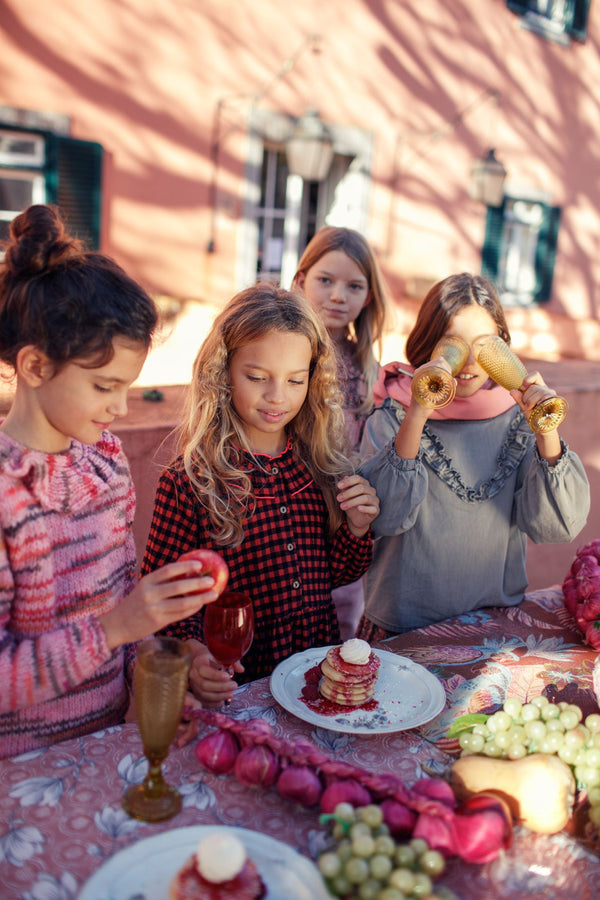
[
  {"left": 473, "top": 334, "right": 568, "bottom": 433},
  {"left": 411, "top": 335, "right": 470, "bottom": 409}
]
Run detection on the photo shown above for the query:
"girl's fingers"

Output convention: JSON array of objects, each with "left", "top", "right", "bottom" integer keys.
[
  {"left": 151, "top": 559, "right": 215, "bottom": 583},
  {"left": 162, "top": 575, "right": 216, "bottom": 600}
]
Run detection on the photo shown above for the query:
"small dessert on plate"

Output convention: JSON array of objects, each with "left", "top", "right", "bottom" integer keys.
[
  {"left": 319, "top": 638, "right": 380, "bottom": 706},
  {"left": 169, "top": 830, "right": 266, "bottom": 900}
]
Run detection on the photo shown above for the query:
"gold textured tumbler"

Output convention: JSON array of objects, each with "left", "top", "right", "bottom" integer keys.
[
  {"left": 473, "top": 334, "right": 568, "bottom": 433},
  {"left": 122, "top": 637, "right": 191, "bottom": 822},
  {"left": 411, "top": 335, "right": 470, "bottom": 409}
]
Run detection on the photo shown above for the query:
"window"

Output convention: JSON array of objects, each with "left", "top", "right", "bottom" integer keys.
[
  {"left": 482, "top": 197, "right": 561, "bottom": 306},
  {"left": 255, "top": 148, "right": 289, "bottom": 282},
  {"left": 0, "top": 124, "right": 103, "bottom": 249},
  {"left": 240, "top": 108, "right": 373, "bottom": 290},
  {"left": 507, "top": 0, "right": 591, "bottom": 44},
  {"left": 255, "top": 146, "right": 328, "bottom": 285},
  {"left": 0, "top": 131, "right": 46, "bottom": 241}
]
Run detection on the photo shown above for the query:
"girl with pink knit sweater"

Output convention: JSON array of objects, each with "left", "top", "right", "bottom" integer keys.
[{"left": 0, "top": 205, "right": 218, "bottom": 758}]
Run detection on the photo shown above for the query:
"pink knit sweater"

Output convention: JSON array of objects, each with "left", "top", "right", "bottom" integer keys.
[{"left": 0, "top": 428, "right": 137, "bottom": 758}]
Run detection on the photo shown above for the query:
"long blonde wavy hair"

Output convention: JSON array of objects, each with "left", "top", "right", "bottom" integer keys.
[{"left": 177, "top": 283, "right": 352, "bottom": 546}]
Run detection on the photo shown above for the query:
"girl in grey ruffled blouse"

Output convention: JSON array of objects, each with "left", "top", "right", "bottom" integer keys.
[{"left": 358, "top": 274, "right": 590, "bottom": 637}]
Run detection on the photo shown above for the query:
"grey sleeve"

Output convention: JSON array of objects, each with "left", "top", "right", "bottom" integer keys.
[
  {"left": 516, "top": 441, "right": 590, "bottom": 543},
  {"left": 358, "top": 402, "right": 428, "bottom": 536}
]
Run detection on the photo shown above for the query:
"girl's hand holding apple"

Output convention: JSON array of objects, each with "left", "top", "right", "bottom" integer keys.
[{"left": 99, "top": 549, "right": 229, "bottom": 650}]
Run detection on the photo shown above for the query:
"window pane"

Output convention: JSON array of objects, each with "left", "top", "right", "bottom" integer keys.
[
  {"left": 273, "top": 151, "right": 289, "bottom": 209},
  {"left": 528, "top": 0, "right": 567, "bottom": 20},
  {"left": 0, "top": 172, "right": 45, "bottom": 253},
  {"left": 497, "top": 199, "right": 542, "bottom": 303},
  {"left": 256, "top": 149, "right": 289, "bottom": 280},
  {"left": 0, "top": 129, "right": 44, "bottom": 166},
  {"left": 0, "top": 176, "right": 35, "bottom": 211}
]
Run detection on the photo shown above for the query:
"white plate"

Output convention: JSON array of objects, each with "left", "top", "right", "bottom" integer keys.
[
  {"left": 78, "top": 825, "right": 328, "bottom": 900},
  {"left": 270, "top": 646, "right": 446, "bottom": 734}
]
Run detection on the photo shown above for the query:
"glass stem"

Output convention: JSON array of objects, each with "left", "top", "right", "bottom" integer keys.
[{"left": 143, "top": 759, "right": 167, "bottom": 798}]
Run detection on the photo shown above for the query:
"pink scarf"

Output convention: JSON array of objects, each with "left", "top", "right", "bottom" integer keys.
[{"left": 373, "top": 361, "right": 517, "bottom": 420}]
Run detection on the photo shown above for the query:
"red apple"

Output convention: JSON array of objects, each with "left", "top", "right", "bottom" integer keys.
[{"left": 177, "top": 548, "right": 229, "bottom": 596}]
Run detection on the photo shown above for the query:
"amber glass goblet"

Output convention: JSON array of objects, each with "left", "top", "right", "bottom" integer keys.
[
  {"left": 122, "top": 636, "right": 191, "bottom": 822},
  {"left": 473, "top": 334, "right": 568, "bottom": 434},
  {"left": 411, "top": 335, "right": 470, "bottom": 409}
]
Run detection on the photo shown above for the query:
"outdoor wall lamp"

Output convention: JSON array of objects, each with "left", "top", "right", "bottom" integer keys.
[
  {"left": 285, "top": 109, "right": 334, "bottom": 182},
  {"left": 206, "top": 34, "right": 323, "bottom": 253},
  {"left": 468, "top": 147, "right": 507, "bottom": 207}
]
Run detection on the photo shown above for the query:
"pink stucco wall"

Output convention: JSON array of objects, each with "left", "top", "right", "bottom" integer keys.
[
  {"left": 1, "top": 2, "right": 597, "bottom": 591},
  {"left": 2, "top": 1, "right": 600, "bottom": 359}
]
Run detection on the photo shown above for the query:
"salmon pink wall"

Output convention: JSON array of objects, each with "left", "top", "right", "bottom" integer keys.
[{"left": 1, "top": 1, "right": 599, "bottom": 359}]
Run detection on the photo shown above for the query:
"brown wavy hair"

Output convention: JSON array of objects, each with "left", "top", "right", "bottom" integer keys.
[
  {"left": 177, "top": 283, "right": 351, "bottom": 546},
  {"left": 405, "top": 273, "right": 510, "bottom": 367},
  {"left": 0, "top": 204, "right": 157, "bottom": 373}
]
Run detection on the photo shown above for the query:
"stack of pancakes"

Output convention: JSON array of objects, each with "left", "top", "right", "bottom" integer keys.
[{"left": 319, "top": 644, "right": 380, "bottom": 706}]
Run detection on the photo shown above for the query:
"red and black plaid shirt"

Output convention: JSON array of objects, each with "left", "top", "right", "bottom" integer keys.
[{"left": 141, "top": 441, "right": 372, "bottom": 682}]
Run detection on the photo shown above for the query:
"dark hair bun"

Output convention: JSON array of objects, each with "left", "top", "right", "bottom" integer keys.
[{"left": 4, "top": 204, "right": 84, "bottom": 278}]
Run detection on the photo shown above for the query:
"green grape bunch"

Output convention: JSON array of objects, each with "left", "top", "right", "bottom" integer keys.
[
  {"left": 448, "top": 694, "right": 600, "bottom": 829},
  {"left": 317, "top": 802, "right": 455, "bottom": 900}
]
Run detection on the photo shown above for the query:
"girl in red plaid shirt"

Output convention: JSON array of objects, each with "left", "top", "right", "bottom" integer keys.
[{"left": 142, "top": 283, "right": 379, "bottom": 705}]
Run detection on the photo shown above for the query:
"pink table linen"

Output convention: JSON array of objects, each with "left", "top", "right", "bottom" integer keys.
[{"left": 0, "top": 587, "right": 599, "bottom": 899}]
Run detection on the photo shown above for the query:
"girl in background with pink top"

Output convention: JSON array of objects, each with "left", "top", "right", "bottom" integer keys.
[
  {"left": 0, "top": 204, "right": 218, "bottom": 758},
  {"left": 292, "top": 226, "right": 390, "bottom": 638}
]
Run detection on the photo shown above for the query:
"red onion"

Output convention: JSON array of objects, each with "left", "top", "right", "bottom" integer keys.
[
  {"left": 276, "top": 765, "right": 323, "bottom": 807},
  {"left": 195, "top": 729, "right": 240, "bottom": 775},
  {"left": 380, "top": 798, "right": 417, "bottom": 836},
  {"left": 563, "top": 541, "right": 600, "bottom": 649},
  {"left": 234, "top": 744, "right": 280, "bottom": 788},
  {"left": 413, "top": 791, "right": 513, "bottom": 864},
  {"left": 320, "top": 778, "right": 372, "bottom": 813},
  {"left": 412, "top": 776, "right": 456, "bottom": 808}
]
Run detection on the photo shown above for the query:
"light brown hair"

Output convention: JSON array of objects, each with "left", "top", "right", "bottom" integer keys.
[
  {"left": 292, "top": 226, "right": 391, "bottom": 412},
  {"left": 405, "top": 273, "right": 510, "bottom": 367}
]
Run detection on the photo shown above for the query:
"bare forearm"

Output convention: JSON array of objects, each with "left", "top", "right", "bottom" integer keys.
[
  {"left": 535, "top": 429, "right": 563, "bottom": 466},
  {"left": 394, "top": 406, "right": 429, "bottom": 459}
]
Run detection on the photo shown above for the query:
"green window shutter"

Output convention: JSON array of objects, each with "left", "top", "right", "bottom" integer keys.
[
  {"left": 570, "top": 0, "right": 590, "bottom": 41},
  {"left": 535, "top": 205, "right": 561, "bottom": 303},
  {"left": 506, "top": 1, "right": 528, "bottom": 13},
  {"left": 481, "top": 203, "right": 505, "bottom": 281},
  {"left": 45, "top": 135, "right": 102, "bottom": 250}
]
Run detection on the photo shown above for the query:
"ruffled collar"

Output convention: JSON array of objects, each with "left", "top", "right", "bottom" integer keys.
[
  {"left": 419, "top": 410, "right": 530, "bottom": 502},
  {"left": 240, "top": 436, "right": 294, "bottom": 461},
  {"left": 0, "top": 428, "right": 123, "bottom": 513}
]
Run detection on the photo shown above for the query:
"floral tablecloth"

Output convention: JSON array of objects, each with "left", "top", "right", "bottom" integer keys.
[{"left": 1, "top": 588, "right": 599, "bottom": 900}]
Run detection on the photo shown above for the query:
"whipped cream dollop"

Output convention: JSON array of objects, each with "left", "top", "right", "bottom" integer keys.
[
  {"left": 196, "top": 831, "right": 246, "bottom": 883},
  {"left": 340, "top": 638, "right": 371, "bottom": 665}
]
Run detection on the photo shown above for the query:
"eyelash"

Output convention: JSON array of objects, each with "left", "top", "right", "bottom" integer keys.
[
  {"left": 246, "top": 375, "right": 305, "bottom": 386},
  {"left": 318, "top": 276, "right": 364, "bottom": 291},
  {"left": 94, "top": 385, "right": 111, "bottom": 393}
]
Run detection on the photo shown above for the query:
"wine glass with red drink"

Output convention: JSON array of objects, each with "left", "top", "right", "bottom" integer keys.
[{"left": 203, "top": 591, "right": 254, "bottom": 676}]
